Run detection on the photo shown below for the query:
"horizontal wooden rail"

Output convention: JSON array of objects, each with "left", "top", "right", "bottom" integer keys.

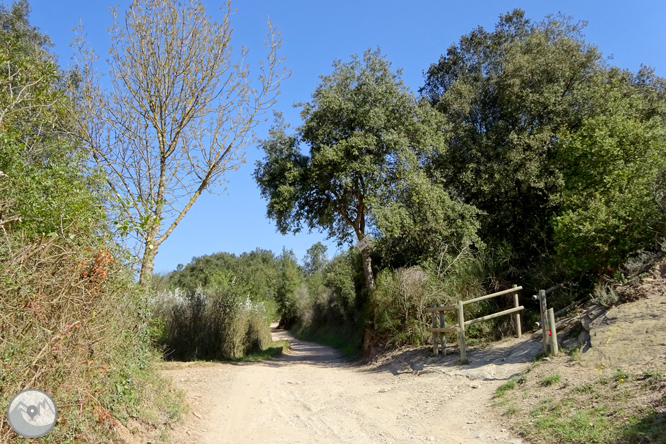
[
  {"left": 425, "top": 305, "right": 457, "bottom": 313},
  {"left": 427, "top": 327, "right": 459, "bottom": 333},
  {"left": 544, "top": 283, "right": 562, "bottom": 295},
  {"left": 462, "top": 286, "right": 523, "bottom": 305},
  {"left": 429, "top": 284, "right": 522, "bottom": 362},
  {"left": 464, "top": 306, "right": 524, "bottom": 326}
]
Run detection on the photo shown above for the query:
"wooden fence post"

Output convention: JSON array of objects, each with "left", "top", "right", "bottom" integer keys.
[
  {"left": 432, "top": 305, "right": 438, "bottom": 355},
  {"left": 439, "top": 305, "right": 446, "bottom": 356},
  {"left": 512, "top": 284, "right": 521, "bottom": 338},
  {"left": 457, "top": 300, "right": 467, "bottom": 363},
  {"left": 548, "top": 307, "right": 558, "bottom": 354},
  {"left": 539, "top": 290, "right": 549, "bottom": 354}
]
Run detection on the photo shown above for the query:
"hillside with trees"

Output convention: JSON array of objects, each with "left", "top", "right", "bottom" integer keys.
[{"left": 2, "top": 1, "right": 665, "bottom": 442}]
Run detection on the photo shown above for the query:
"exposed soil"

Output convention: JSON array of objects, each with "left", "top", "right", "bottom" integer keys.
[
  {"left": 118, "top": 258, "right": 666, "bottom": 443},
  {"left": 158, "top": 326, "right": 536, "bottom": 444}
]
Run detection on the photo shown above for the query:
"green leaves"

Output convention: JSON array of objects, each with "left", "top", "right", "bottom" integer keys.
[
  {"left": 552, "top": 69, "right": 666, "bottom": 273},
  {"left": 422, "top": 10, "right": 601, "bottom": 262}
]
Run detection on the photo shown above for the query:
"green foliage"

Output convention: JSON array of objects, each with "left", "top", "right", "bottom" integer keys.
[
  {"left": 373, "top": 173, "right": 482, "bottom": 268},
  {"left": 541, "top": 374, "right": 562, "bottom": 387},
  {"left": 494, "top": 379, "right": 517, "bottom": 398},
  {"left": 151, "top": 285, "right": 273, "bottom": 360},
  {"left": 155, "top": 247, "right": 309, "bottom": 359},
  {"left": 0, "top": 4, "right": 184, "bottom": 441},
  {"left": 168, "top": 249, "right": 281, "bottom": 306},
  {"left": 422, "top": 9, "right": 601, "bottom": 263},
  {"left": 302, "top": 242, "right": 329, "bottom": 276},
  {"left": 591, "top": 283, "right": 620, "bottom": 308},
  {"left": 276, "top": 248, "right": 304, "bottom": 328},
  {"left": 0, "top": 0, "right": 105, "bottom": 240},
  {"left": 371, "top": 267, "right": 435, "bottom": 347},
  {"left": 290, "top": 247, "right": 366, "bottom": 356},
  {"left": 553, "top": 68, "right": 666, "bottom": 274},
  {"left": 255, "top": 48, "right": 471, "bottom": 292}
]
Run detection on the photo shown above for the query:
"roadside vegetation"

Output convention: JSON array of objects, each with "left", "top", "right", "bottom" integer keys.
[
  {"left": 3, "top": 0, "right": 665, "bottom": 441},
  {"left": 0, "top": 2, "right": 184, "bottom": 441},
  {"left": 492, "top": 358, "right": 666, "bottom": 443}
]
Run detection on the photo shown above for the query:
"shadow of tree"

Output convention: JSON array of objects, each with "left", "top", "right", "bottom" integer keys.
[{"left": 617, "top": 408, "right": 666, "bottom": 443}]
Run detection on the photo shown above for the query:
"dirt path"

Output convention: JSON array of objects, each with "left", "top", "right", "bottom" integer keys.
[{"left": 163, "top": 326, "right": 534, "bottom": 444}]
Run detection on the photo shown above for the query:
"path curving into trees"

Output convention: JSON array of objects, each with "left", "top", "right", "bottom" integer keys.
[{"left": 163, "top": 326, "right": 527, "bottom": 444}]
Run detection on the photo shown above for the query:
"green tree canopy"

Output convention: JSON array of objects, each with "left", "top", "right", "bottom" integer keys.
[
  {"left": 255, "top": 49, "right": 477, "bottom": 292},
  {"left": 553, "top": 67, "right": 666, "bottom": 273},
  {"left": 0, "top": 0, "right": 104, "bottom": 238},
  {"left": 421, "top": 9, "right": 602, "bottom": 262},
  {"left": 302, "top": 242, "right": 329, "bottom": 276}
]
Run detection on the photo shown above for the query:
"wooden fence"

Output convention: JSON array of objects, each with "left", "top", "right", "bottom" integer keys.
[
  {"left": 427, "top": 285, "right": 523, "bottom": 362},
  {"left": 534, "top": 282, "right": 580, "bottom": 355}
]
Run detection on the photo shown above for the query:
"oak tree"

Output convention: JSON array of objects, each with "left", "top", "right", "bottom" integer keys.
[
  {"left": 255, "top": 49, "right": 461, "bottom": 293},
  {"left": 421, "top": 10, "right": 602, "bottom": 262}
]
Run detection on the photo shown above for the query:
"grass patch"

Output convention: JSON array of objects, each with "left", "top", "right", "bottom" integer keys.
[
  {"left": 492, "top": 363, "right": 666, "bottom": 444},
  {"left": 494, "top": 379, "right": 516, "bottom": 398},
  {"left": 531, "top": 408, "right": 615, "bottom": 443},
  {"left": 574, "top": 382, "right": 594, "bottom": 394},
  {"left": 230, "top": 340, "right": 290, "bottom": 362},
  {"left": 613, "top": 368, "right": 629, "bottom": 382},
  {"left": 541, "top": 374, "right": 562, "bottom": 387}
]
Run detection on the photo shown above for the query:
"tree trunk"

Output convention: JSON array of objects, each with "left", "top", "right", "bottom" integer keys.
[
  {"left": 139, "top": 243, "right": 157, "bottom": 288},
  {"left": 360, "top": 247, "right": 375, "bottom": 293}
]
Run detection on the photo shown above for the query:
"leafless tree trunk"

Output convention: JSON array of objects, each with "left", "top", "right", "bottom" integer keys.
[{"left": 73, "top": 0, "right": 287, "bottom": 286}]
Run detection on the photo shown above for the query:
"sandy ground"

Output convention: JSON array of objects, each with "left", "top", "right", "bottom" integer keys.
[{"left": 162, "top": 326, "right": 537, "bottom": 444}]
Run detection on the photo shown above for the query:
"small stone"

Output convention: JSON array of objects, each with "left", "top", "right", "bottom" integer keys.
[
  {"left": 470, "top": 384, "right": 479, "bottom": 389},
  {"left": 378, "top": 388, "right": 387, "bottom": 393},
  {"left": 467, "top": 420, "right": 476, "bottom": 424},
  {"left": 473, "top": 432, "right": 484, "bottom": 439}
]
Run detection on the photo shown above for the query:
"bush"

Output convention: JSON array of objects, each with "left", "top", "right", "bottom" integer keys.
[
  {"left": 151, "top": 285, "right": 273, "bottom": 360},
  {"left": 0, "top": 221, "right": 182, "bottom": 442},
  {"left": 371, "top": 267, "right": 434, "bottom": 347}
]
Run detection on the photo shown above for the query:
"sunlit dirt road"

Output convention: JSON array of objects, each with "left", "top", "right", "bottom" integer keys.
[{"left": 163, "top": 326, "right": 529, "bottom": 444}]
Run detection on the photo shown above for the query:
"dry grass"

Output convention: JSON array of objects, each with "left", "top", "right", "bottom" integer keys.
[{"left": 0, "top": 231, "right": 185, "bottom": 442}]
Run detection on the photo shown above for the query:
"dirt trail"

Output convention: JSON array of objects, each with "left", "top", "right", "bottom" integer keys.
[{"left": 163, "top": 326, "right": 533, "bottom": 444}]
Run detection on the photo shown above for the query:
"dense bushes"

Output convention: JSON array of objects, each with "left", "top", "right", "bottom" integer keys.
[
  {"left": 156, "top": 250, "right": 293, "bottom": 360},
  {"left": 151, "top": 285, "right": 273, "bottom": 360},
  {"left": 0, "top": 223, "right": 183, "bottom": 442},
  {"left": 0, "top": 2, "right": 183, "bottom": 441}
]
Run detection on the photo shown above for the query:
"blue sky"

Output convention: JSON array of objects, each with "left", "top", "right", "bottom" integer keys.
[{"left": 22, "top": 0, "right": 666, "bottom": 272}]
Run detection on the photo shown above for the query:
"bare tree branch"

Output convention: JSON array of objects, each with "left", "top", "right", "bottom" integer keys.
[{"left": 74, "top": 0, "right": 288, "bottom": 285}]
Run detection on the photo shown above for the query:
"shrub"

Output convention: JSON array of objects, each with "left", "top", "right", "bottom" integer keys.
[
  {"left": 151, "top": 285, "right": 273, "bottom": 360},
  {"left": 371, "top": 266, "right": 435, "bottom": 347},
  {"left": 0, "top": 225, "right": 182, "bottom": 442},
  {"left": 591, "top": 283, "right": 620, "bottom": 308}
]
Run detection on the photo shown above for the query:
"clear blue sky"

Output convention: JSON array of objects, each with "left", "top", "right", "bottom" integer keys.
[{"left": 22, "top": 0, "right": 666, "bottom": 273}]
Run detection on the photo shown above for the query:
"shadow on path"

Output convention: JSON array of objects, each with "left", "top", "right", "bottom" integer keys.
[{"left": 254, "top": 325, "right": 351, "bottom": 369}]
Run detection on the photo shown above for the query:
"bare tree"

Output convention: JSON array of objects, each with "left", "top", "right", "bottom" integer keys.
[{"left": 74, "top": 0, "right": 287, "bottom": 285}]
